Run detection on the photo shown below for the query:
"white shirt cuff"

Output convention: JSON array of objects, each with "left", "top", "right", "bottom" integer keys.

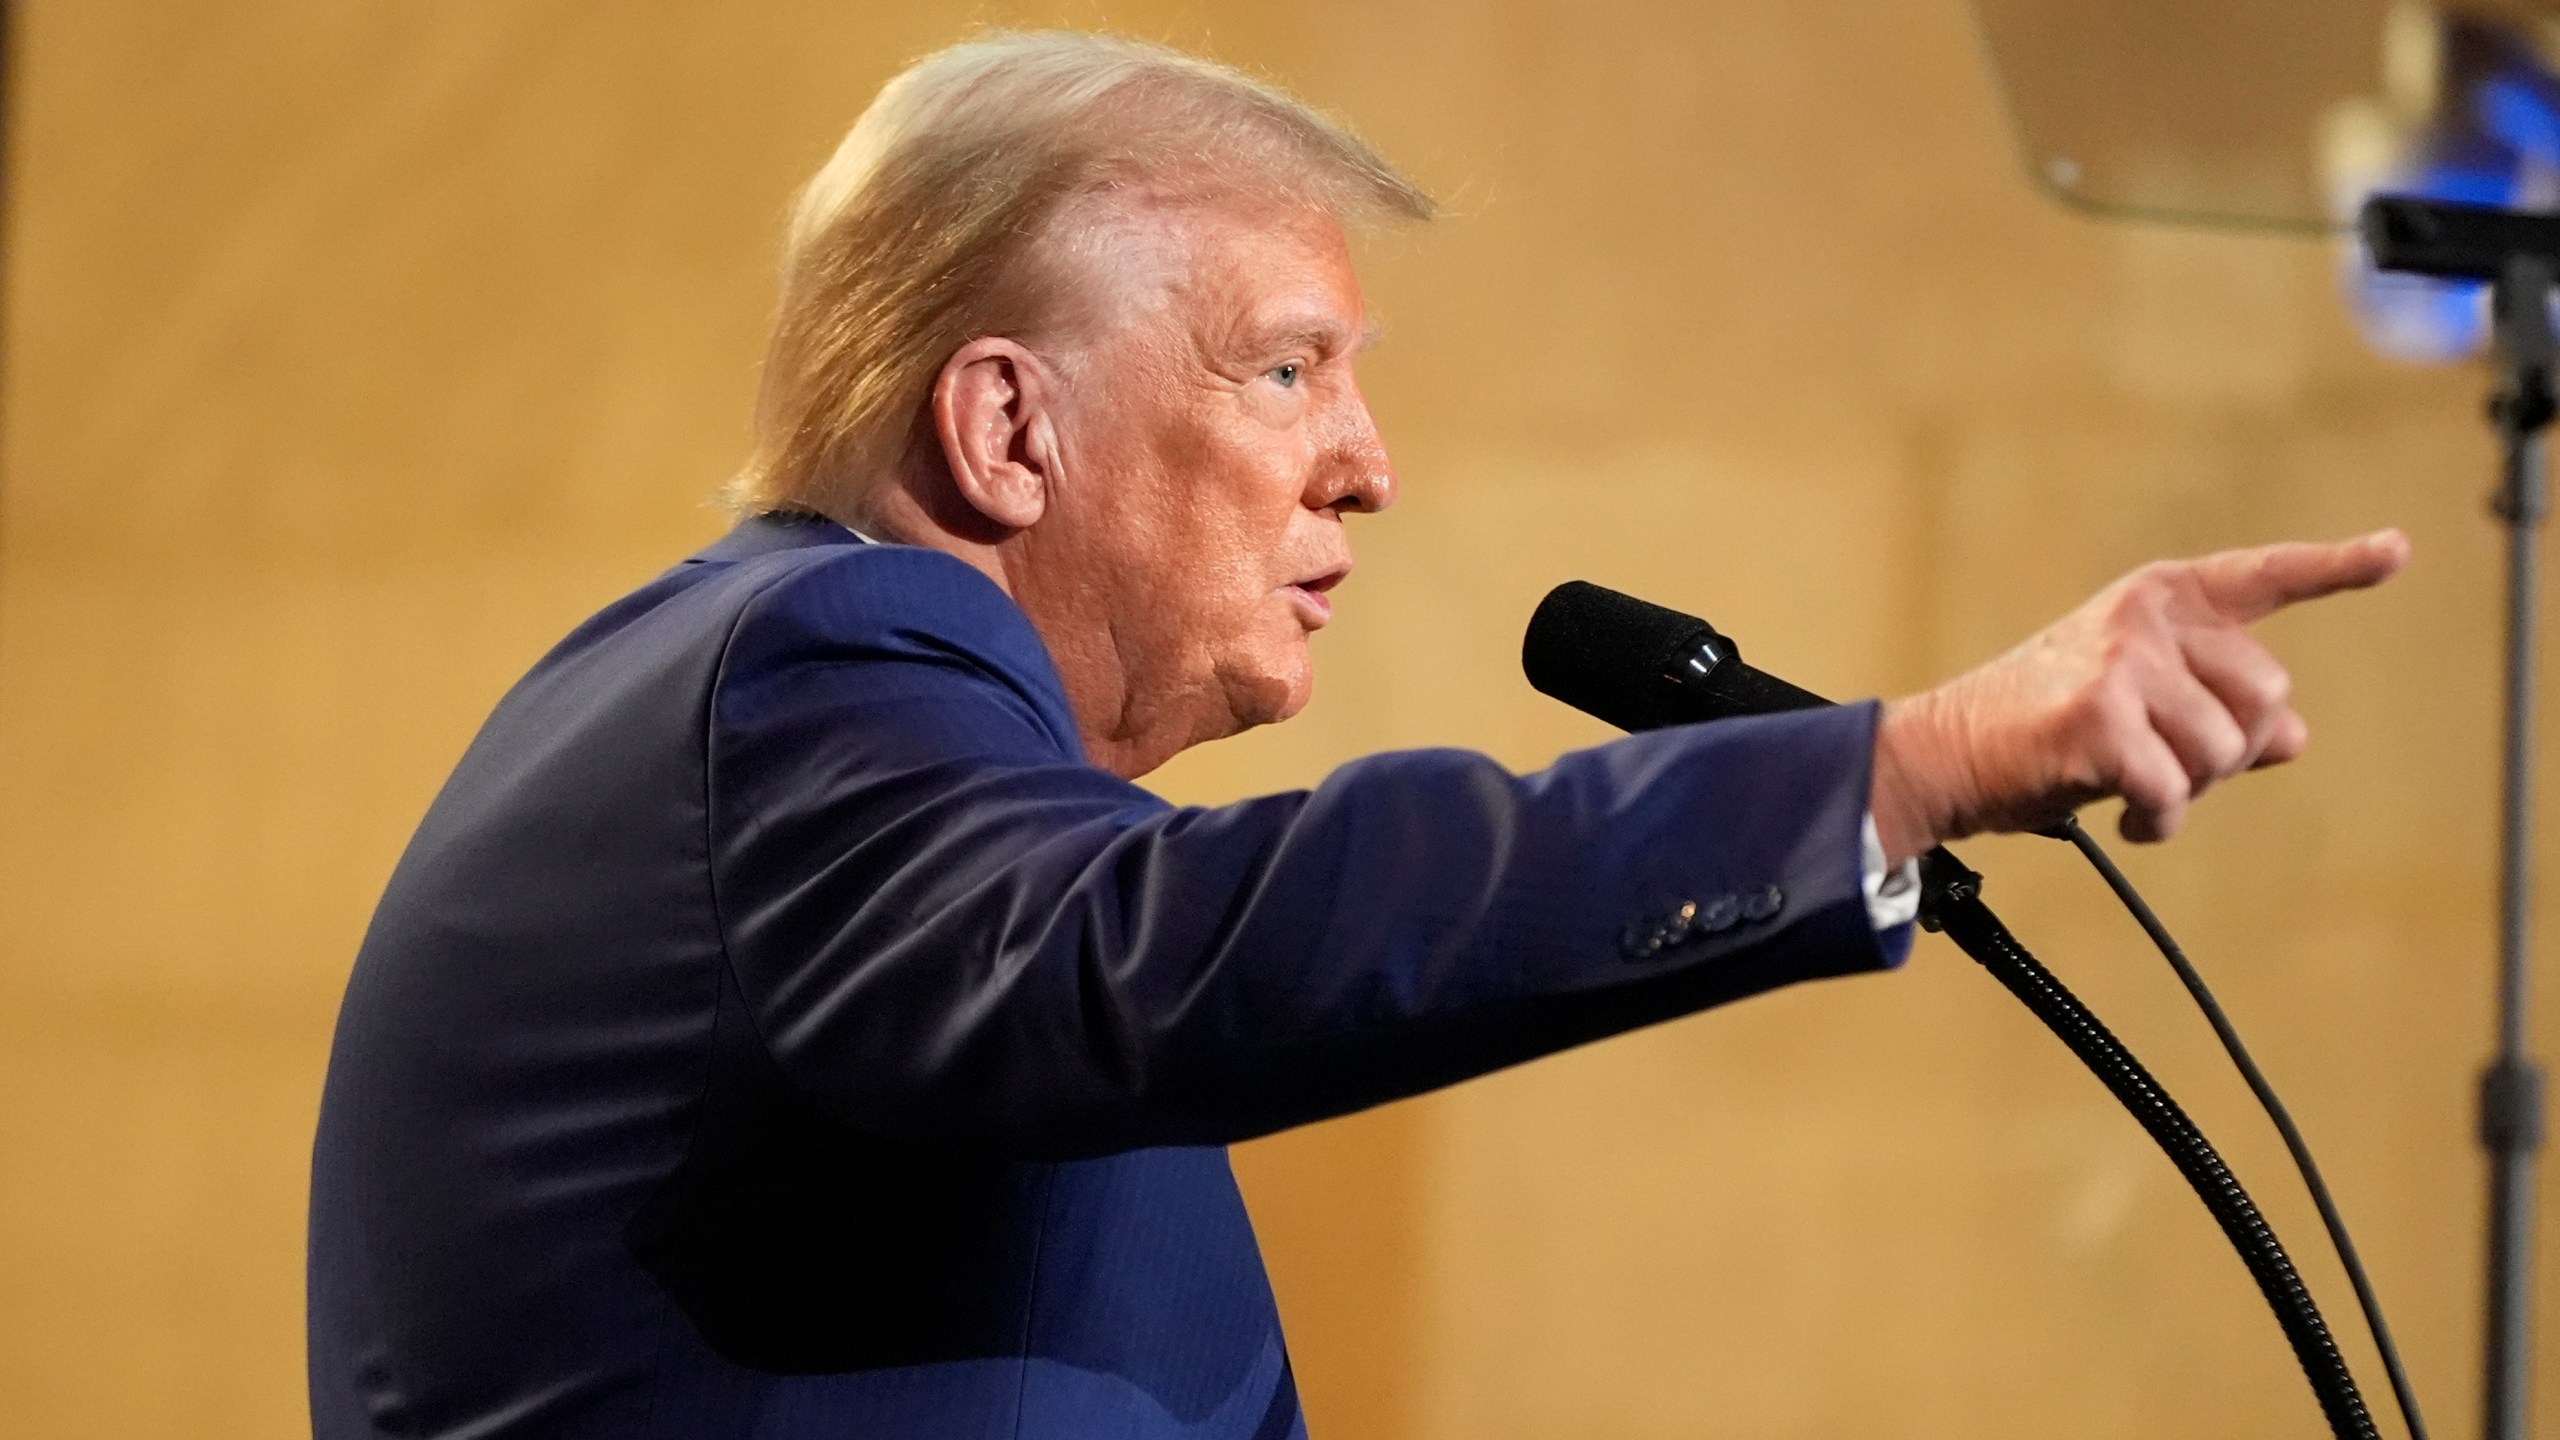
[{"left": 1861, "top": 813, "right": 1921, "bottom": 931}]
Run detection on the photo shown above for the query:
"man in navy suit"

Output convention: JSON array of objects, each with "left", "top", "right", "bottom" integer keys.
[{"left": 308, "top": 31, "right": 2408, "bottom": 1440}]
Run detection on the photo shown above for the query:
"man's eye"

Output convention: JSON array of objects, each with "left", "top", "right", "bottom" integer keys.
[{"left": 1270, "top": 362, "right": 1302, "bottom": 389}]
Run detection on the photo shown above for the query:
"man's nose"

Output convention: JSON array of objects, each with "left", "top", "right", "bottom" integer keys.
[{"left": 1312, "top": 393, "right": 1397, "bottom": 516}]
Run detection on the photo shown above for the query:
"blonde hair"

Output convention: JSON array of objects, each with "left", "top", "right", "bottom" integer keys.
[{"left": 725, "top": 31, "right": 1434, "bottom": 520}]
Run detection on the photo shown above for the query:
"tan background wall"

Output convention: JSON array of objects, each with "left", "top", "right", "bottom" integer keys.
[{"left": 0, "top": 3, "right": 2536, "bottom": 1437}]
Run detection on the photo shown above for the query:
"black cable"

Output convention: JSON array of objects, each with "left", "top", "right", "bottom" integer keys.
[
  {"left": 1921, "top": 847, "right": 2380, "bottom": 1440},
  {"left": 2053, "top": 816, "right": 2429, "bottom": 1440}
]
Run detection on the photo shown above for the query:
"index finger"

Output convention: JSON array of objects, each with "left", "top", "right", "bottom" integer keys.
[{"left": 2187, "top": 529, "right": 2410, "bottom": 623}]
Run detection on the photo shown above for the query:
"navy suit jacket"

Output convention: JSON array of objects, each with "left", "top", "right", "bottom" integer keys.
[{"left": 308, "top": 512, "right": 1909, "bottom": 1439}]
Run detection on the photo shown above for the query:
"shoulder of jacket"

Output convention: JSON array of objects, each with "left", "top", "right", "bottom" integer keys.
[
  {"left": 720, "top": 544, "right": 1022, "bottom": 643},
  {"left": 709, "top": 543, "right": 1080, "bottom": 750}
]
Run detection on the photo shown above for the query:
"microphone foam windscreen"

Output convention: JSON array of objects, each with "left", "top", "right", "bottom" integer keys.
[{"left": 1521, "top": 580, "right": 1711, "bottom": 733}]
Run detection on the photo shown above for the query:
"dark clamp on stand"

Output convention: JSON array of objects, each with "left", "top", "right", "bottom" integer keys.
[{"left": 2363, "top": 194, "right": 2557, "bottom": 1440}]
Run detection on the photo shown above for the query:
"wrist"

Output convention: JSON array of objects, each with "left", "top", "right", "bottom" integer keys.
[{"left": 1871, "top": 695, "right": 1959, "bottom": 867}]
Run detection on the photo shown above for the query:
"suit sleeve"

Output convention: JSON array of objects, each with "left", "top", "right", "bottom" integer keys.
[{"left": 705, "top": 550, "right": 1911, "bottom": 1162}]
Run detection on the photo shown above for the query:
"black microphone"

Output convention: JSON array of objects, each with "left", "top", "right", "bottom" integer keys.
[{"left": 1521, "top": 579, "right": 1830, "bottom": 732}]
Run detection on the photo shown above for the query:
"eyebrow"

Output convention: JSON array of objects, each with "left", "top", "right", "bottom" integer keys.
[{"left": 1252, "top": 319, "right": 1382, "bottom": 359}]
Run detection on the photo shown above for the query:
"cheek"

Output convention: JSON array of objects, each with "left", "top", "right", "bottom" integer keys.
[
  {"left": 1149, "top": 439, "right": 1303, "bottom": 595},
  {"left": 1092, "top": 408, "right": 1315, "bottom": 675}
]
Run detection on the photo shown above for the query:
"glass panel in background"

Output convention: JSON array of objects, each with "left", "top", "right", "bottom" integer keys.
[
  {"left": 1973, "top": 1, "right": 2560, "bottom": 358},
  {"left": 1974, "top": 0, "right": 2389, "bottom": 231}
]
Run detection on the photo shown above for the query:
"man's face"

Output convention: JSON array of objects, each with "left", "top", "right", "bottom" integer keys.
[{"left": 1012, "top": 198, "right": 1394, "bottom": 775}]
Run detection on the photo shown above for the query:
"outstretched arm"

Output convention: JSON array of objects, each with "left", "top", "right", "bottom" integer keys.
[{"left": 706, "top": 550, "right": 1904, "bottom": 1162}]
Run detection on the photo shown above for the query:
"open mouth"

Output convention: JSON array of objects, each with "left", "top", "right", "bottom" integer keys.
[{"left": 1284, "top": 566, "right": 1350, "bottom": 626}]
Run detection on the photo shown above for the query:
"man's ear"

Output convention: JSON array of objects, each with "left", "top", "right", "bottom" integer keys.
[{"left": 931, "top": 338, "right": 1055, "bottom": 532}]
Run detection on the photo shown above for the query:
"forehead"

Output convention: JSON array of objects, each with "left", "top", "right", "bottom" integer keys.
[{"left": 1061, "top": 191, "right": 1369, "bottom": 356}]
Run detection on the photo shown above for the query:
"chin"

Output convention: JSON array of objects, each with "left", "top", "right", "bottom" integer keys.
[
  {"left": 1265, "top": 674, "right": 1315, "bottom": 725},
  {"left": 1218, "top": 644, "right": 1316, "bottom": 731}
]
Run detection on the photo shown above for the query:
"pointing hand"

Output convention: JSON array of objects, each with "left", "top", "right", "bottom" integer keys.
[{"left": 1870, "top": 530, "right": 2411, "bottom": 863}]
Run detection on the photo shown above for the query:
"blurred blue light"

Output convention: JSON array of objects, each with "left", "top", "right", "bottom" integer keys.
[
  {"left": 2478, "top": 72, "right": 2560, "bottom": 166},
  {"left": 2344, "top": 20, "right": 2560, "bottom": 365}
]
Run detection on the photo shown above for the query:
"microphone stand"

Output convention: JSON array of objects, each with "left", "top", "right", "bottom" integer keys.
[
  {"left": 2360, "top": 196, "right": 2560, "bottom": 1440},
  {"left": 2478, "top": 254, "right": 2551, "bottom": 1440},
  {"left": 1524, "top": 587, "right": 2388, "bottom": 1436}
]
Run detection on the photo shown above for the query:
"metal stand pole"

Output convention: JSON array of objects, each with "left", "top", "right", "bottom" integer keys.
[{"left": 2481, "top": 257, "right": 2553, "bottom": 1440}]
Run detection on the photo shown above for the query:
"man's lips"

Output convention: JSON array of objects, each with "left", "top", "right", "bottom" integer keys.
[{"left": 1284, "top": 566, "right": 1350, "bottom": 627}]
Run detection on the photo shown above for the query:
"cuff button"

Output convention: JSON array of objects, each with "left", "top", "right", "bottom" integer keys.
[
  {"left": 1741, "top": 884, "right": 1785, "bottom": 922},
  {"left": 1695, "top": 894, "right": 1742, "bottom": 935},
  {"left": 1621, "top": 902, "right": 1700, "bottom": 961}
]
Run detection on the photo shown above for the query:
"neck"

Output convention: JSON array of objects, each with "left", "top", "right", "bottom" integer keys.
[
  {"left": 836, "top": 482, "right": 1180, "bottom": 780},
  {"left": 842, "top": 478, "right": 1007, "bottom": 586}
]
